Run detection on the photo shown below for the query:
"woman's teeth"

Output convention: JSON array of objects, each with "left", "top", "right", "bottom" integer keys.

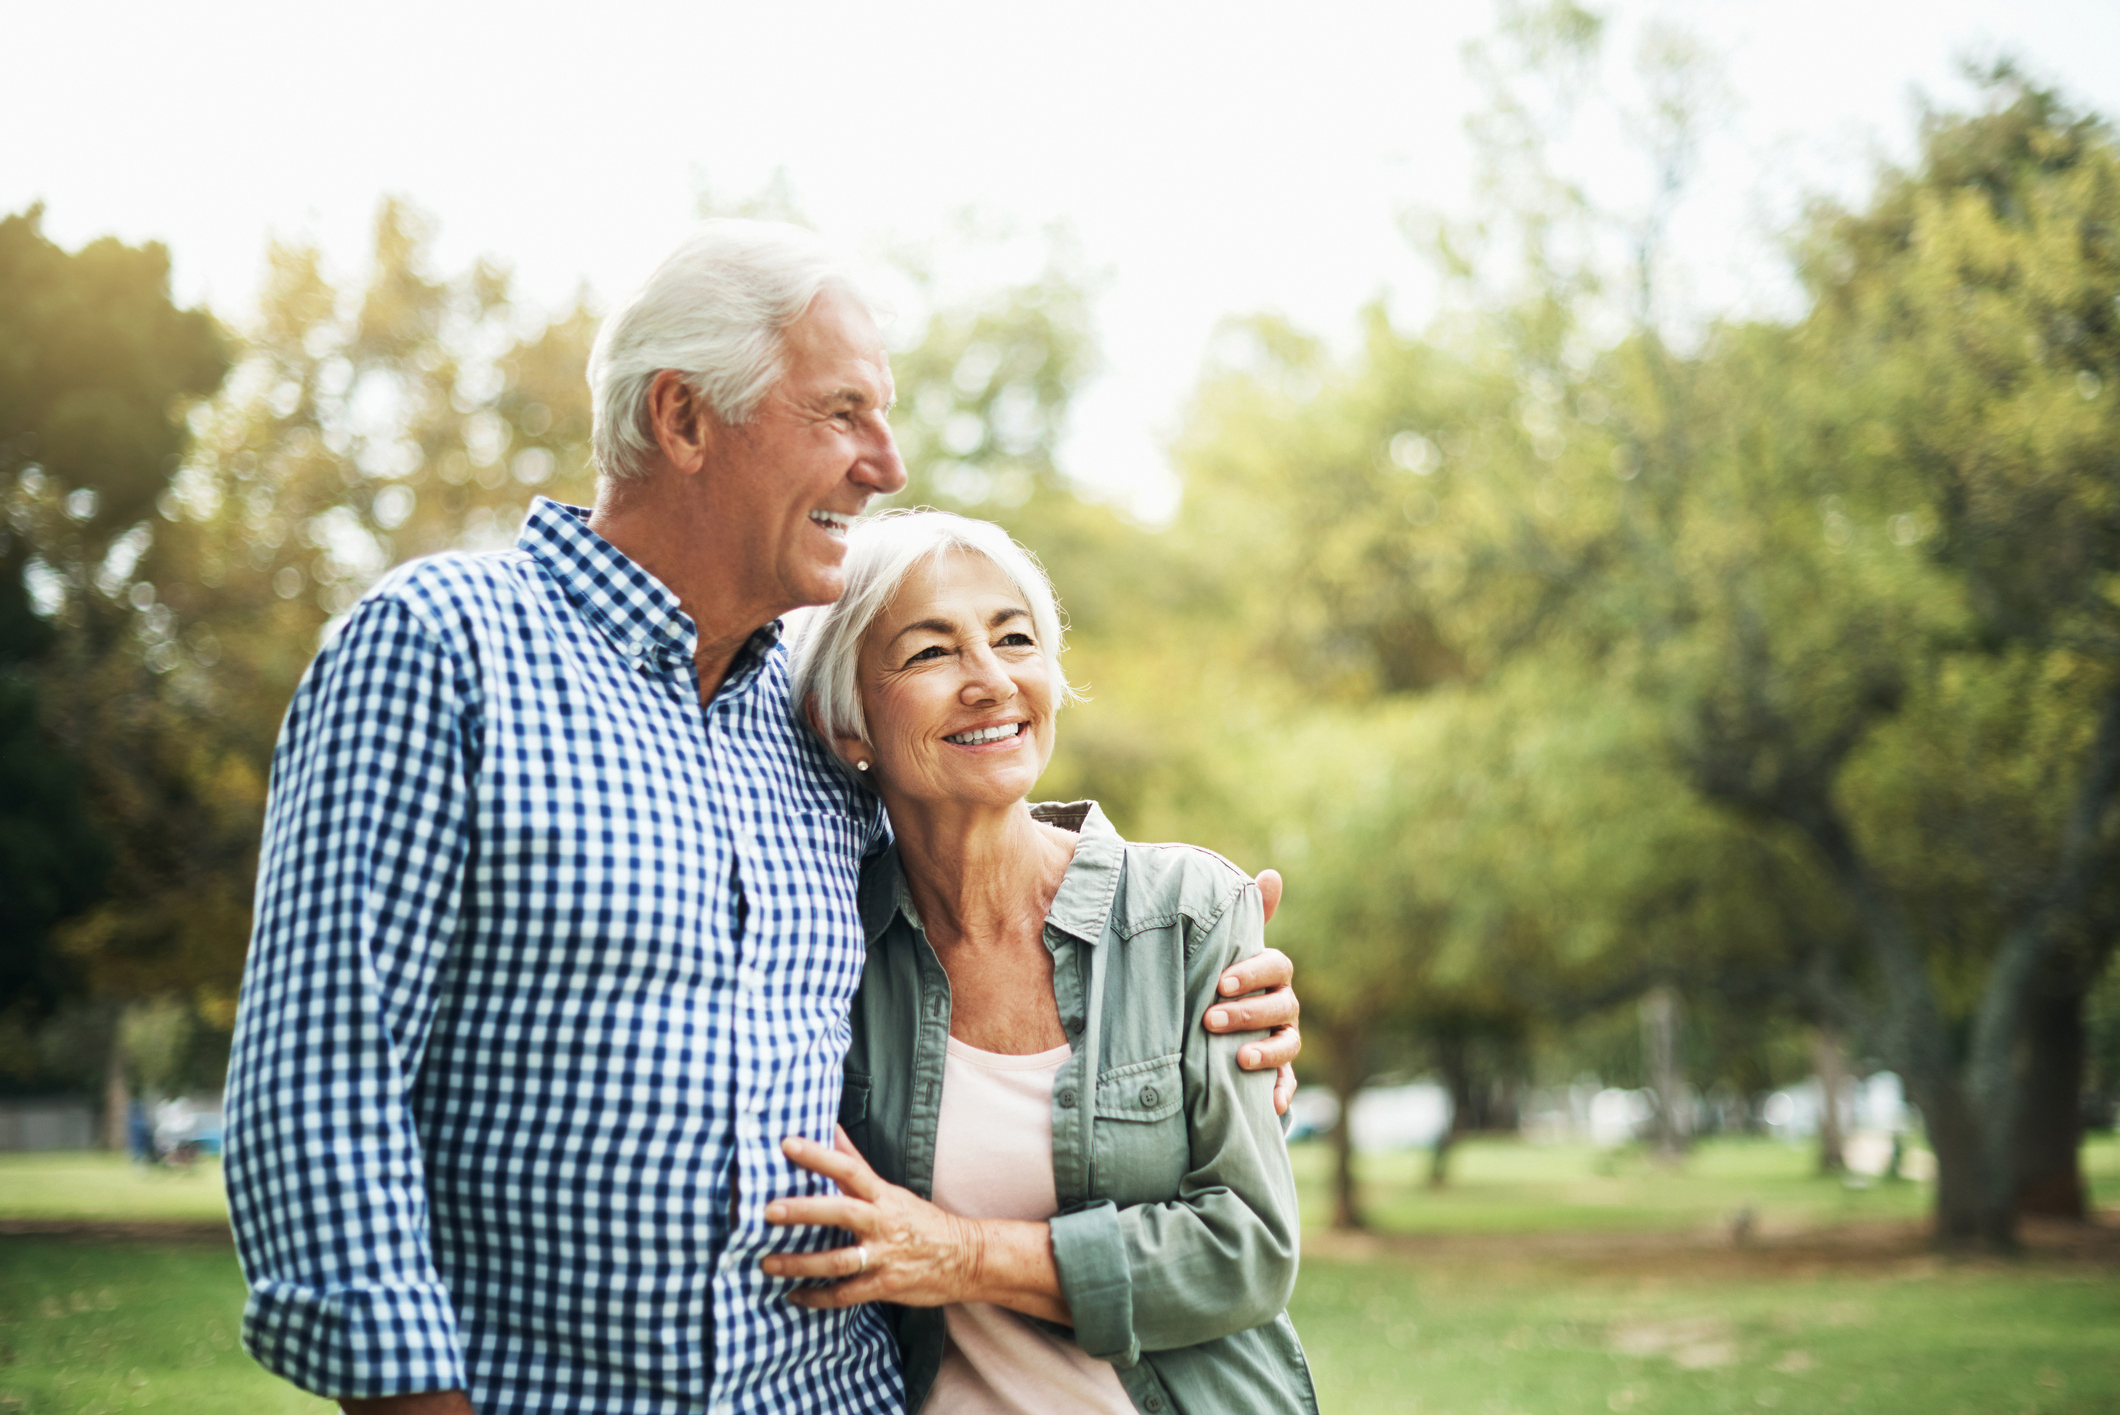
[
  {"left": 945, "top": 723, "right": 1024, "bottom": 746},
  {"left": 809, "top": 510, "right": 853, "bottom": 537}
]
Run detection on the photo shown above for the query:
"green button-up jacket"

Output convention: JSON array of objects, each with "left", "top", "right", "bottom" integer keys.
[{"left": 840, "top": 801, "right": 1318, "bottom": 1415}]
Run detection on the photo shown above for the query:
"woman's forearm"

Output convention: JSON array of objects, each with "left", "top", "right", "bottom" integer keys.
[{"left": 962, "top": 1218, "right": 1071, "bottom": 1325}]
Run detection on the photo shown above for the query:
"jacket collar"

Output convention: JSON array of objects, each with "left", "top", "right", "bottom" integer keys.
[
  {"left": 1036, "top": 801, "right": 1124, "bottom": 947},
  {"left": 859, "top": 800, "right": 1124, "bottom": 949}
]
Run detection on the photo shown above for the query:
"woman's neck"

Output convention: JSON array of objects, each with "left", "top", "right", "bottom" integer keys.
[{"left": 885, "top": 796, "right": 1076, "bottom": 951}]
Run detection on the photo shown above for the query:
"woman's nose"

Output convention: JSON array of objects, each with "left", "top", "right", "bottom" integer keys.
[{"left": 959, "top": 648, "right": 1017, "bottom": 705}]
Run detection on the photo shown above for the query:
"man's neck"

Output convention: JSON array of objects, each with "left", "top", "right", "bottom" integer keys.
[{"left": 588, "top": 481, "right": 783, "bottom": 701}]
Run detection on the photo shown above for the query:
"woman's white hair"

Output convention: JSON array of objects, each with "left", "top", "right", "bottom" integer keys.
[
  {"left": 588, "top": 219, "right": 865, "bottom": 484},
  {"left": 789, "top": 509, "right": 1079, "bottom": 760}
]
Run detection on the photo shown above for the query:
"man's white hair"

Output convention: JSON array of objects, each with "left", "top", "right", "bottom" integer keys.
[
  {"left": 588, "top": 219, "right": 865, "bottom": 484},
  {"left": 789, "top": 510, "right": 1079, "bottom": 762}
]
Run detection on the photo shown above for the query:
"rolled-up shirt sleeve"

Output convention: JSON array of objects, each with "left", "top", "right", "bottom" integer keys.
[
  {"left": 224, "top": 595, "right": 477, "bottom": 1398},
  {"left": 1048, "top": 881, "right": 1300, "bottom": 1364}
]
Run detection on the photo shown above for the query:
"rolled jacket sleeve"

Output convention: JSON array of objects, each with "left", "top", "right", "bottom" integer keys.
[
  {"left": 223, "top": 596, "right": 477, "bottom": 1398},
  {"left": 1048, "top": 881, "right": 1300, "bottom": 1362}
]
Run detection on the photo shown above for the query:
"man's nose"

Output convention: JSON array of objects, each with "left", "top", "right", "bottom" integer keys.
[{"left": 854, "top": 417, "right": 908, "bottom": 496}]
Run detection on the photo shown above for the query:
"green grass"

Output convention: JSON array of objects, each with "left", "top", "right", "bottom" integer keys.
[
  {"left": 1291, "top": 1252, "right": 2120, "bottom": 1415},
  {"left": 1291, "top": 1133, "right": 2120, "bottom": 1236},
  {"left": 0, "top": 1240, "right": 332, "bottom": 1415},
  {"left": 2, "top": 1140, "right": 2117, "bottom": 1413},
  {"left": 0, "top": 1156, "right": 228, "bottom": 1225}
]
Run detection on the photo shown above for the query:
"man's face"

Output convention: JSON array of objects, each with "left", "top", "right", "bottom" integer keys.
[{"left": 714, "top": 286, "right": 906, "bottom": 612}]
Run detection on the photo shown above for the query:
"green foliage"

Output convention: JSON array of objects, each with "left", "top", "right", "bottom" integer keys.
[
  {"left": 0, "top": 206, "right": 228, "bottom": 574},
  {"left": 1128, "top": 45, "right": 2120, "bottom": 1242},
  {"left": 0, "top": 210, "right": 227, "bottom": 1088}
]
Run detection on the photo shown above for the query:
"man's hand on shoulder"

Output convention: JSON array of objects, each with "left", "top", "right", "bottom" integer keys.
[
  {"left": 1201, "top": 868, "right": 1302, "bottom": 1114},
  {"left": 341, "top": 1393, "right": 476, "bottom": 1415}
]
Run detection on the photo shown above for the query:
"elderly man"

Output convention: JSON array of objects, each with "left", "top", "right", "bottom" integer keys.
[{"left": 224, "top": 221, "right": 1300, "bottom": 1415}]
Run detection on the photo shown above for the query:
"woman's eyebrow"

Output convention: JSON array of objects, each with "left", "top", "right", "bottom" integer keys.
[
  {"left": 989, "top": 607, "right": 1029, "bottom": 628},
  {"left": 888, "top": 617, "right": 958, "bottom": 649}
]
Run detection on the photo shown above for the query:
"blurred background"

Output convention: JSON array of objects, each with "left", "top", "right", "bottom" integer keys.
[{"left": 5, "top": 1, "right": 2120, "bottom": 1411}]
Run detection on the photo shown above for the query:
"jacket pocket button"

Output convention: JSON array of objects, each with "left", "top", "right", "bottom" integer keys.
[
  {"left": 1139, "top": 1086, "right": 1159, "bottom": 1108},
  {"left": 1145, "top": 1397, "right": 1163, "bottom": 1412},
  {"left": 1059, "top": 1090, "right": 1077, "bottom": 1109}
]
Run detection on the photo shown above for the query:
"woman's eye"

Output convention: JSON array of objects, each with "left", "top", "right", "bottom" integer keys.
[
  {"left": 998, "top": 632, "right": 1036, "bottom": 648},
  {"left": 905, "top": 645, "right": 948, "bottom": 664}
]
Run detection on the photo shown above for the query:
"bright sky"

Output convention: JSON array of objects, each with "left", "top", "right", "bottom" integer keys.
[{"left": 13, "top": 0, "right": 2119, "bottom": 518}]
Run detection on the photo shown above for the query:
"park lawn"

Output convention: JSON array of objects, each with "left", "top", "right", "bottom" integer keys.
[
  {"left": 5, "top": 1232, "right": 2118, "bottom": 1415},
  {"left": 1291, "top": 1133, "right": 2120, "bottom": 1237},
  {"left": 3, "top": 1138, "right": 2117, "bottom": 1414},
  {"left": 0, "top": 1239, "right": 332, "bottom": 1415},
  {"left": 1291, "top": 1249, "right": 2120, "bottom": 1415},
  {"left": 0, "top": 1156, "right": 227, "bottom": 1226}
]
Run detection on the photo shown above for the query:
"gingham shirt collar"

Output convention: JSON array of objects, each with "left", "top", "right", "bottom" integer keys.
[{"left": 520, "top": 496, "right": 784, "bottom": 678}]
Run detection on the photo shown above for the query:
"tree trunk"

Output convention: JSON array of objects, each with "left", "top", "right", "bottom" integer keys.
[
  {"left": 2014, "top": 977, "right": 2089, "bottom": 1219},
  {"left": 1640, "top": 985, "right": 1687, "bottom": 1166},
  {"left": 1812, "top": 1023, "right": 1848, "bottom": 1175},
  {"left": 1896, "top": 1056, "right": 2016, "bottom": 1248},
  {"left": 1797, "top": 800, "right": 2020, "bottom": 1249},
  {"left": 1429, "top": 1032, "right": 1470, "bottom": 1190},
  {"left": 102, "top": 1033, "right": 129, "bottom": 1153},
  {"left": 1326, "top": 1036, "right": 1368, "bottom": 1231}
]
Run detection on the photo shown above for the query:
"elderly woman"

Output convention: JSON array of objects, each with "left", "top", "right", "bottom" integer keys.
[{"left": 762, "top": 511, "right": 1316, "bottom": 1414}]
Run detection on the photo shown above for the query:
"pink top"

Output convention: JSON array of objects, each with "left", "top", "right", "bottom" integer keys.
[{"left": 924, "top": 1036, "right": 1134, "bottom": 1415}]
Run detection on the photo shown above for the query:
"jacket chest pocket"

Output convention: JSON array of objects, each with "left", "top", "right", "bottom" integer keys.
[
  {"left": 1092, "top": 1052, "right": 1187, "bottom": 1201},
  {"left": 838, "top": 1070, "right": 874, "bottom": 1161}
]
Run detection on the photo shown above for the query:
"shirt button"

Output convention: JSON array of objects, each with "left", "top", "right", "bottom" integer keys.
[
  {"left": 1058, "top": 1090, "right": 1077, "bottom": 1109},
  {"left": 736, "top": 966, "right": 766, "bottom": 993},
  {"left": 737, "top": 1115, "right": 762, "bottom": 1139},
  {"left": 1139, "top": 1086, "right": 1159, "bottom": 1108},
  {"left": 1145, "top": 1397, "right": 1163, "bottom": 1412}
]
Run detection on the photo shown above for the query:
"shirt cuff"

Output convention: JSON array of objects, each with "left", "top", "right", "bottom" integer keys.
[
  {"left": 243, "top": 1277, "right": 466, "bottom": 1399},
  {"left": 1049, "top": 1201, "right": 1139, "bottom": 1367}
]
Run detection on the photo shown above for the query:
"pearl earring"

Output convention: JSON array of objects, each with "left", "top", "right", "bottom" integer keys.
[{"left": 856, "top": 759, "right": 870, "bottom": 772}]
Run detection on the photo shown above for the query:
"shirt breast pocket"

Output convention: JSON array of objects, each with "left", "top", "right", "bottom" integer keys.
[{"left": 1093, "top": 1052, "right": 1187, "bottom": 1202}]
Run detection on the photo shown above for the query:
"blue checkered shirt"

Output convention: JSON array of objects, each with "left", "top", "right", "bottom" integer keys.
[{"left": 224, "top": 499, "right": 904, "bottom": 1414}]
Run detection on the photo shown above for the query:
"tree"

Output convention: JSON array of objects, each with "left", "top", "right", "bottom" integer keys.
[
  {"left": 0, "top": 207, "right": 227, "bottom": 1101},
  {"left": 1145, "top": 8, "right": 2118, "bottom": 1252},
  {"left": 1748, "top": 73, "right": 2120, "bottom": 1242}
]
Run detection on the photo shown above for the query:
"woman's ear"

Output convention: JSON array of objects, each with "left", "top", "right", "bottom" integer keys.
[{"left": 806, "top": 699, "right": 874, "bottom": 777}]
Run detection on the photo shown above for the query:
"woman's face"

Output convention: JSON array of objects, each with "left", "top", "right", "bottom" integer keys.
[{"left": 853, "top": 550, "right": 1056, "bottom": 812}]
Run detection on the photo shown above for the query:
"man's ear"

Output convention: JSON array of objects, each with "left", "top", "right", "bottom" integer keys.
[{"left": 646, "top": 370, "right": 717, "bottom": 477}]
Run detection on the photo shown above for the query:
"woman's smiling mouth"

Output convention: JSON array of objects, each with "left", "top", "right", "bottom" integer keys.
[{"left": 943, "top": 722, "right": 1027, "bottom": 746}]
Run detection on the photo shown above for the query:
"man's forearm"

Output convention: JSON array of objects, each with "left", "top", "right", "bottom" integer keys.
[{"left": 341, "top": 1393, "right": 476, "bottom": 1415}]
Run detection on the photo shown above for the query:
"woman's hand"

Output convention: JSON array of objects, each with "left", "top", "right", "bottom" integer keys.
[
  {"left": 764, "top": 1129, "right": 1071, "bottom": 1323},
  {"left": 762, "top": 1128, "right": 984, "bottom": 1310}
]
